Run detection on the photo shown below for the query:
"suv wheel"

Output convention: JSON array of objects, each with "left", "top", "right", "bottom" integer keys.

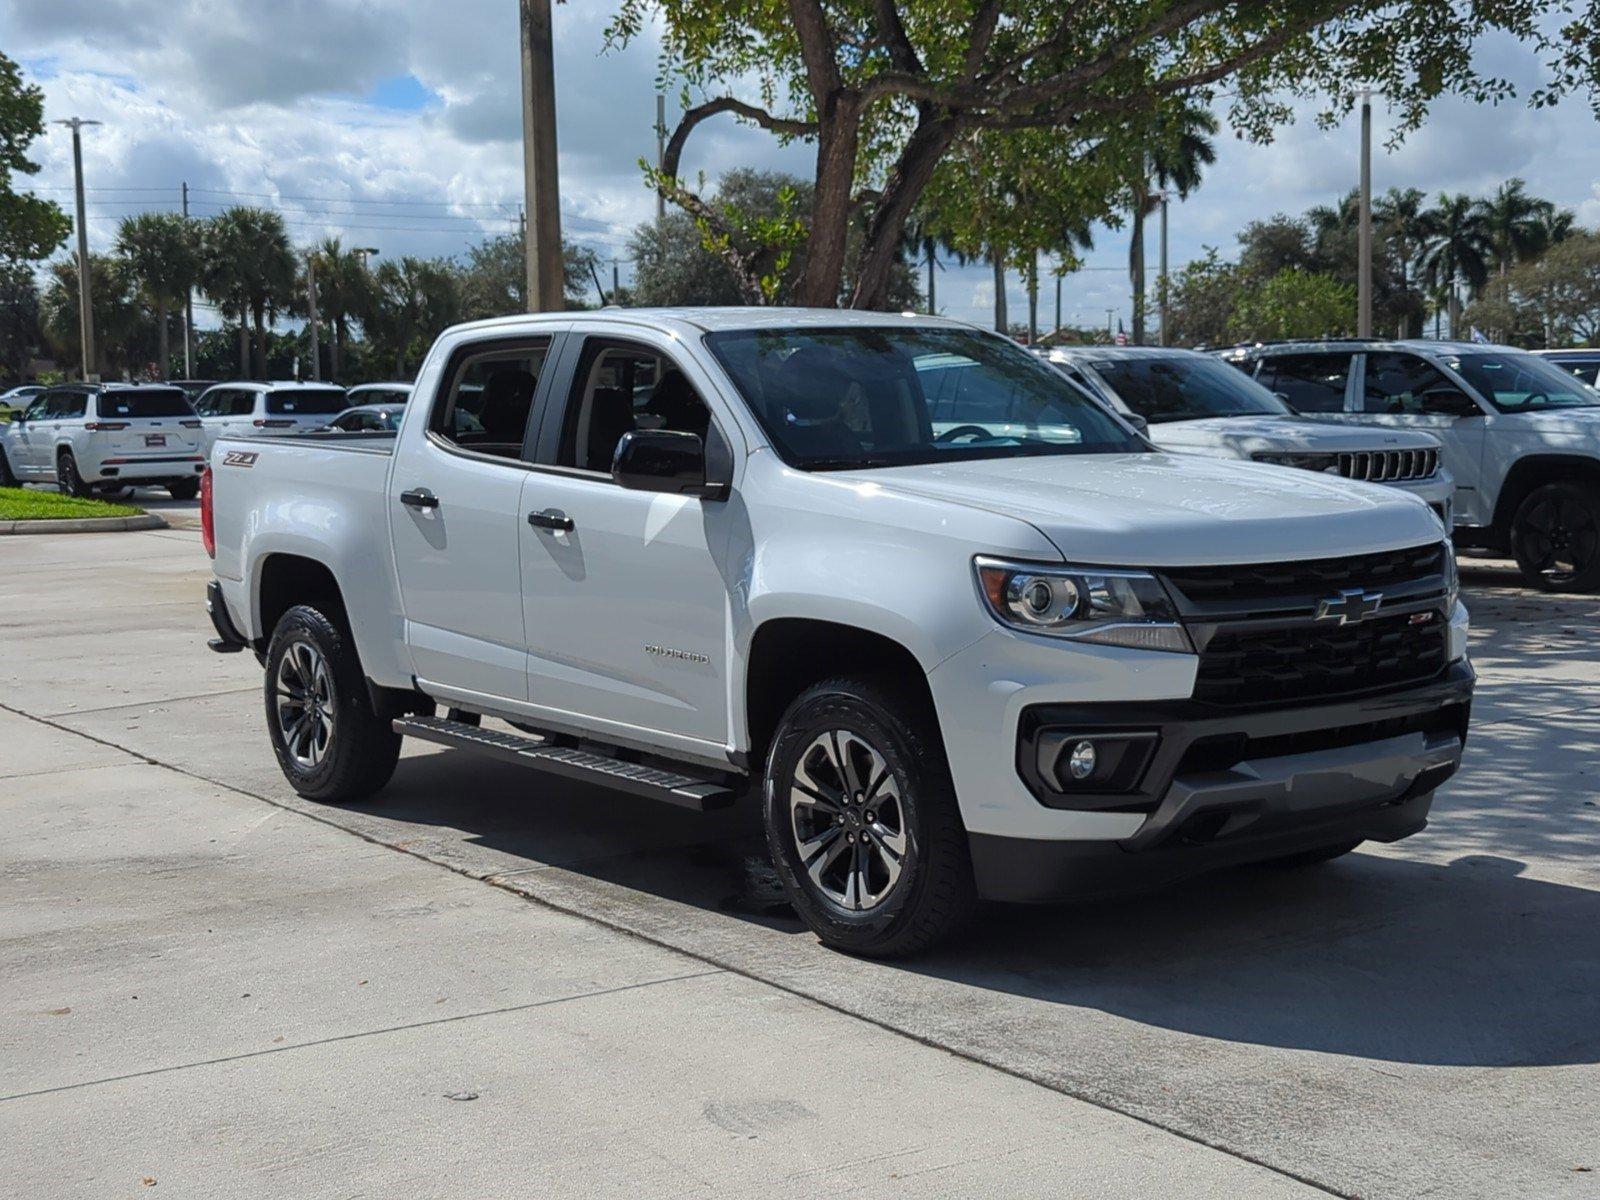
[
  {"left": 56, "top": 451, "right": 89, "bottom": 498},
  {"left": 264, "top": 604, "right": 401, "bottom": 802},
  {"left": 763, "top": 677, "right": 975, "bottom": 957},
  {"left": 167, "top": 478, "right": 199, "bottom": 501},
  {"left": 1510, "top": 481, "right": 1600, "bottom": 592}
]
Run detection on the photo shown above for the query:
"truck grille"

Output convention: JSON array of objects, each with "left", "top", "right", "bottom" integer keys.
[
  {"left": 1194, "top": 609, "right": 1449, "bottom": 706},
  {"left": 1337, "top": 448, "right": 1438, "bottom": 482},
  {"left": 1163, "top": 542, "right": 1445, "bottom": 606}
]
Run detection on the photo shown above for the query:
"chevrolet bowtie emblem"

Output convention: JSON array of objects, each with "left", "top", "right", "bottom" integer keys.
[{"left": 1315, "top": 588, "right": 1384, "bottom": 625}]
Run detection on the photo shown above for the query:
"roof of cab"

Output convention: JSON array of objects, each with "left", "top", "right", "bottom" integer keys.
[{"left": 440, "top": 305, "right": 976, "bottom": 340}]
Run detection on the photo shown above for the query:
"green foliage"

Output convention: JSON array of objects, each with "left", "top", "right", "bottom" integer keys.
[
  {"left": 198, "top": 207, "right": 296, "bottom": 376},
  {"left": 362, "top": 256, "right": 464, "bottom": 378},
  {"left": 0, "top": 53, "right": 69, "bottom": 265},
  {"left": 460, "top": 232, "right": 608, "bottom": 317},
  {"left": 1162, "top": 249, "right": 1242, "bottom": 347},
  {"left": 1465, "top": 233, "right": 1600, "bottom": 347},
  {"left": 1231, "top": 270, "right": 1356, "bottom": 341},
  {"left": 40, "top": 254, "right": 154, "bottom": 379},
  {"left": 608, "top": 0, "right": 1600, "bottom": 307},
  {"left": 0, "top": 261, "right": 40, "bottom": 377},
  {"left": 0, "top": 486, "right": 142, "bottom": 521},
  {"left": 115, "top": 212, "right": 199, "bottom": 375}
]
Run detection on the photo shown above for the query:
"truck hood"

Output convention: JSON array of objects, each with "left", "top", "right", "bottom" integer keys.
[
  {"left": 1504, "top": 407, "right": 1600, "bottom": 436},
  {"left": 1146, "top": 415, "right": 1440, "bottom": 456},
  {"left": 852, "top": 452, "right": 1444, "bottom": 567}
]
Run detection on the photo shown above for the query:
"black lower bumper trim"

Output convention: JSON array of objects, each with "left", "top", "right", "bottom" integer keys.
[
  {"left": 205, "top": 580, "right": 250, "bottom": 654},
  {"left": 970, "top": 791, "right": 1434, "bottom": 904}
]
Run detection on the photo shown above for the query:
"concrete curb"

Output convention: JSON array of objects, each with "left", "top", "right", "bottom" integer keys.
[{"left": 0, "top": 512, "right": 168, "bottom": 535}]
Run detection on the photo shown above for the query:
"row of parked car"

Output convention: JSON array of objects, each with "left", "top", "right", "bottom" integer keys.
[{"left": 0, "top": 379, "right": 413, "bottom": 500}]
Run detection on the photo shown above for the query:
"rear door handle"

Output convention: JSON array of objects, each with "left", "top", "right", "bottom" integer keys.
[
  {"left": 527, "top": 508, "right": 574, "bottom": 532},
  {"left": 400, "top": 488, "right": 439, "bottom": 510}
]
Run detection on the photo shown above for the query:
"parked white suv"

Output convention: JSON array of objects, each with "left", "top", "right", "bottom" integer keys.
[
  {"left": 203, "top": 309, "right": 1472, "bottom": 957},
  {"left": 0, "top": 384, "right": 205, "bottom": 498},
  {"left": 1217, "top": 339, "right": 1600, "bottom": 591},
  {"left": 1041, "top": 346, "right": 1453, "bottom": 526},
  {"left": 192, "top": 382, "right": 349, "bottom": 453}
]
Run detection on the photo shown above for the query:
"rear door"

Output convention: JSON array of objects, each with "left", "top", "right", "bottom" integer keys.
[{"left": 390, "top": 330, "right": 562, "bottom": 702}]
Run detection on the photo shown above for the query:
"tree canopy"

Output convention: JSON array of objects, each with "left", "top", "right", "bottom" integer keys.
[
  {"left": 0, "top": 51, "right": 70, "bottom": 265},
  {"left": 609, "top": 0, "right": 1600, "bottom": 310}
]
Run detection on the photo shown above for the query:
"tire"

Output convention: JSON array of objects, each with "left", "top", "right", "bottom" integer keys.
[
  {"left": 1258, "top": 839, "right": 1362, "bottom": 869},
  {"left": 763, "top": 676, "right": 976, "bottom": 958},
  {"left": 166, "top": 478, "right": 199, "bottom": 500},
  {"left": 56, "top": 450, "right": 89, "bottom": 498},
  {"left": 263, "top": 604, "right": 401, "bottom": 803},
  {"left": 1509, "top": 481, "right": 1600, "bottom": 593},
  {"left": 0, "top": 448, "right": 15, "bottom": 487}
]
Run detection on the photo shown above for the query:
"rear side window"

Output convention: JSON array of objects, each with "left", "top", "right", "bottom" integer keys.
[
  {"left": 267, "top": 388, "right": 347, "bottom": 415},
  {"left": 1254, "top": 353, "right": 1353, "bottom": 414},
  {"left": 432, "top": 339, "right": 551, "bottom": 458},
  {"left": 98, "top": 389, "right": 194, "bottom": 418}
]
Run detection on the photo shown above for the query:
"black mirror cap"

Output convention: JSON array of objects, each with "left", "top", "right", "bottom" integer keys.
[{"left": 612, "top": 429, "right": 725, "bottom": 498}]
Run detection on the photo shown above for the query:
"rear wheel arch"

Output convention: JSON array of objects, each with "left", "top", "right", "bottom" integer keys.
[
  {"left": 743, "top": 617, "right": 943, "bottom": 772},
  {"left": 255, "top": 554, "right": 351, "bottom": 650},
  {"left": 1492, "top": 455, "right": 1600, "bottom": 535}
]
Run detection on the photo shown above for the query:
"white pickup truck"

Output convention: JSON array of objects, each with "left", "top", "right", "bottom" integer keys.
[{"left": 204, "top": 308, "right": 1474, "bottom": 956}]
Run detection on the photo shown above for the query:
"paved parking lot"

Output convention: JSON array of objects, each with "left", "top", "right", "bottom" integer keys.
[{"left": 3, "top": 525, "right": 1597, "bottom": 1198}]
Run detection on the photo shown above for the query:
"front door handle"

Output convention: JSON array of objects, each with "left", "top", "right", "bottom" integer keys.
[
  {"left": 527, "top": 508, "right": 574, "bottom": 532},
  {"left": 400, "top": 488, "right": 439, "bottom": 510}
]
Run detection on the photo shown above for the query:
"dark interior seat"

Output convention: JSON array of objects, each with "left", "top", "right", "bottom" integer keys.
[
  {"left": 649, "top": 369, "right": 709, "bottom": 439},
  {"left": 586, "top": 387, "right": 635, "bottom": 471},
  {"left": 771, "top": 347, "right": 864, "bottom": 459},
  {"left": 477, "top": 369, "right": 536, "bottom": 444}
]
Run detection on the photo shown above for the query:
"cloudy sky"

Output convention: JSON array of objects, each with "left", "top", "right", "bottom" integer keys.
[{"left": 6, "top": 0, "right": 1599, "bottom": 332}]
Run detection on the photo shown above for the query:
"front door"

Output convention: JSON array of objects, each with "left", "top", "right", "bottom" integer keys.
[
  {"left": 518, "top": 333, "right": 735, "bottom": 751},
  {"left": 390, "top": 332, "right": 559, "bottom": 702},
  {"left": 1355, "top": 351, "right": 1487, "bottom": 522}
]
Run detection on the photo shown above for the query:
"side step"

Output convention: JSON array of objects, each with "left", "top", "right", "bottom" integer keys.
[{"left": 392, "top": 715, "right": 737, "bottom": 812}]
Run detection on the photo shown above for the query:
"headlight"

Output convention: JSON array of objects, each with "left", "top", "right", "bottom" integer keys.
[
  {"left": 974, "top": 558, "right": 1193, "bottom": 653},
  {"left": 1251, "top": 451, "right": 1340, "bottom": 474}
]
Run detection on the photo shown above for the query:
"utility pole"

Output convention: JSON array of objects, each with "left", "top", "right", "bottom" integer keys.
[
  {"left": 181, "top": 181, "right": 194, "bottom": 377},
  {"left": 354, "top": 247, "right": 380, "bottom": 271},
  {"left": 1158, "top": 190, "right": 1171, "bottom": 347},
  {"left": 306, "top": 251, "right": 322, "bottom": 382},
  {"left": 519, "top": 0, "right": 564, "bottom": 312},
  {"left": 1357, "top": 87, "right": 1373, "bottom": 338},
  {"left": 1106, "top": 308, "right": 1115, "bottom": 339},
  {"left": 655, "top": 93, "right": 667, "bottom": 222},
  {"left": 55, "top": 117, "right": 102, "bottom": 381}
]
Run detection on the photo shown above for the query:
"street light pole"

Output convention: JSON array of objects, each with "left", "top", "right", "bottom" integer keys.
[
  {"left": 55, "top": 117, "right": 102, "bottom": 381},
  {"left": 519, "top": 0, "right": 564, "bottom": 312},
  {"left": 1358, "top": 87, "right": 1373, "bottom": 338},
  {"left": 181, "top": 180, "right": 194, "bottom": 377}
]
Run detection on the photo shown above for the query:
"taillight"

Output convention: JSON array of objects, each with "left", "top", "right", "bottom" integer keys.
[
  {"left": 84, "top": 421, "right": 129, "bottom": 431},
  {"left": 200, "top": 467, "right": 215, "bottom": 559}
]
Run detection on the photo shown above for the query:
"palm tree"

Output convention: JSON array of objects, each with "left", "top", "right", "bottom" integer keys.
[
  {"left": 1536, "top": 206, "right": 1576, "bottom": 250},
  {"left": 1419, "top": 193, "right": 1492, "bottom": 339},
  {"left": 200, "top": 207, "right": 294, "bottom": 378},
  {"left": 1130, "top": 102, "right": 1217, "bottom": 344},
  {"left": 306, "top": 238, "right": 372, "bottom": 380},
  {"left": 1478, "top": 178, "right": 1554, "bottom": 277},
  {"left": 115, "top": 212, "right": 198, "bottom": 378},
  {"left": 1375, "top": 187, "right": 1430, "bottom": 337}
]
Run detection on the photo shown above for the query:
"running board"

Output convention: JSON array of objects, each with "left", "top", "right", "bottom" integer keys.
[{"left": 392, "top": 715, "right": 737, "bottom": 811}]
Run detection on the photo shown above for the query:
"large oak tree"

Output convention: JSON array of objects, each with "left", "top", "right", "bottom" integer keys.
[{"left": 609, "top": 0, "right": 1600, "bottom": 309}]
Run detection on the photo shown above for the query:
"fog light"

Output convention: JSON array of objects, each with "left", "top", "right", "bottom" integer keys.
[{"left": 1068, "top": 740, "right": 1097, "bottom": 780}]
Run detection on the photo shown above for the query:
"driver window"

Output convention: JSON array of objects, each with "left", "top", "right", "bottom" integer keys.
[
  {"left": 1362, "top": 353, "right": 1458, "bottom": 415},
  {"left": 23, "top": 396, "right": 51, "bottom": 421},
  {"left": 557, "top": 340, "right": 712, "bottom": 473}
]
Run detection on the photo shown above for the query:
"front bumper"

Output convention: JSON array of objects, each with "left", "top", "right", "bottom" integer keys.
[{"left": 970, "top": 660, "right": 1474, "bottom": 903}]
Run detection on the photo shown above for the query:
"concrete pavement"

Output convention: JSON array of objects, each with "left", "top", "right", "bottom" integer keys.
[{"left": 3, "top": 529, "right": 1597, "bottom": 1198}]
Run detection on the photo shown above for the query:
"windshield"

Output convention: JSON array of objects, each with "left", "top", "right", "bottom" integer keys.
[
  {"left": 267, "top": 388, "right": 348, "bottom": 416},
  {"left": 1085, "top": 356, "right": 1289, "bottom": 423},
  {"left": 100, "top": 389, "right": 194, "bottom": 418},
  {"left": 705, "top": 326, "right": 1144, "bottom": 469},
  {"left": 1448, "top": 352, "right": 1600, "bottom": 413}
]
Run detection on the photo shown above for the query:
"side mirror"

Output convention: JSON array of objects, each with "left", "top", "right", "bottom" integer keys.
[
  {"left": 1421, "top": 387, "right": 1481, "bottom": 418},
  {"left": 612, "top": 429, "right": 724, "bottom": 498}
]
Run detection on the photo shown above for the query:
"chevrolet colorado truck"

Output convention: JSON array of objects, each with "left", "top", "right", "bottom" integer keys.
[{"left": 203, "top": 309, "right": 1473, "bottom": 957}]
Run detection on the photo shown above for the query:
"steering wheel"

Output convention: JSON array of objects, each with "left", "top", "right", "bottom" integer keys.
[
  {"left": 1519, "top": 392, "right": 1548, "bottom": 410},
  {"left": 935, "top": 424, "right": 993, "bottom": 444}
]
